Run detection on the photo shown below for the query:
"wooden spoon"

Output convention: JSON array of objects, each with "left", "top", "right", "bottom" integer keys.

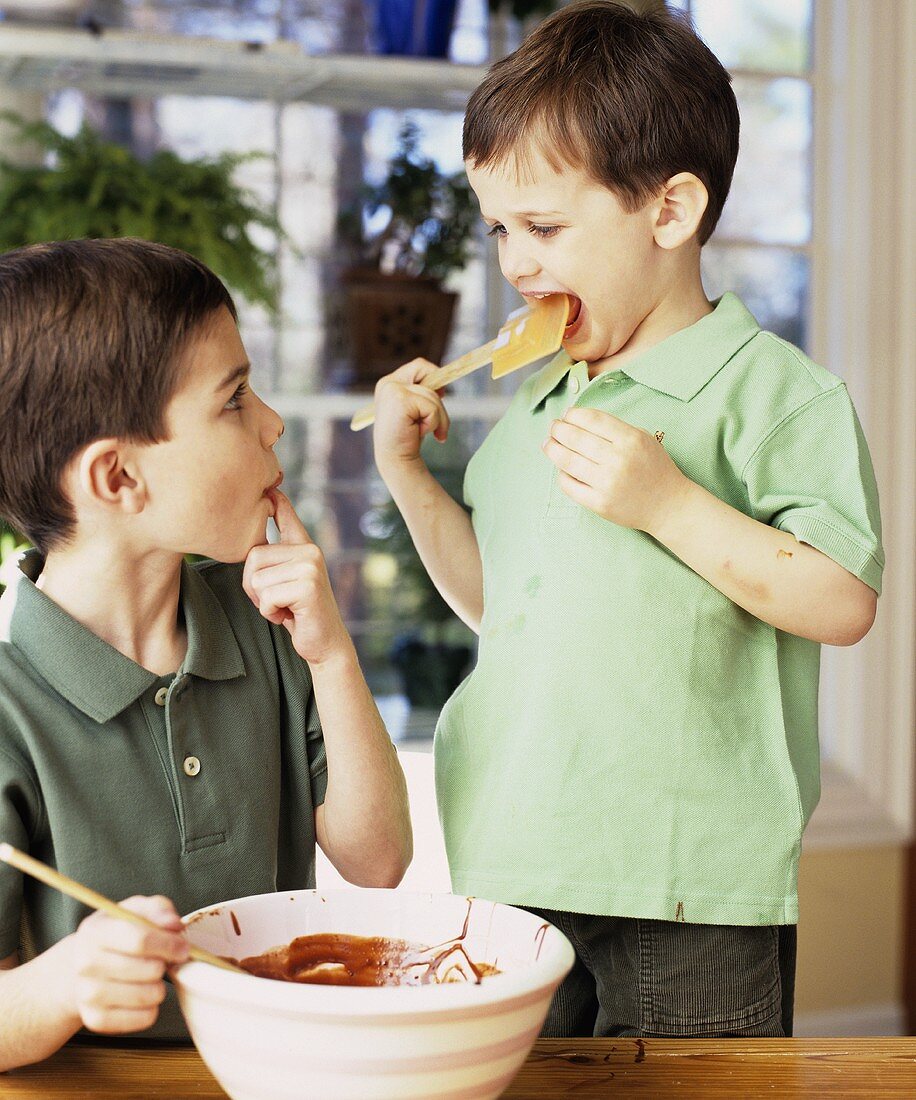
[
  {"left": 350, "top": 293, "right": 571, "bottom": 431},
  {"left": 0, "top": 842, "right": 244, "bottom": 975}
]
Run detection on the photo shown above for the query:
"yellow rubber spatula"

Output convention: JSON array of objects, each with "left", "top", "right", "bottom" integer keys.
[{"left": 349, "top": 293, "right": 570, "bottom": 431}]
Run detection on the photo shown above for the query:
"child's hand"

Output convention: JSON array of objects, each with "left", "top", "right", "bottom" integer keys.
[
  {"left": 372, "top": 359, "right": 450, "bottom": 471},
  {"left": 66, "top": 895, "right": 188, "bottom": 1035},
  {"left": 542, "top": 407, "right": 690, "bottom": 534},
  {"left": 244, "top": 489, "right": 350, "bottom": 665}
]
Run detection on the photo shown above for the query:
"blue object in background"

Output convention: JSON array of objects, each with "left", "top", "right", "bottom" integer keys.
[{"left": 371, "top": 0, "right": 459, "bottom": 58}]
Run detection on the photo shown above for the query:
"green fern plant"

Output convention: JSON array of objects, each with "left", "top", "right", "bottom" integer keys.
[{"left": 0, "top": 112, "right": 281, "bottom": 311}]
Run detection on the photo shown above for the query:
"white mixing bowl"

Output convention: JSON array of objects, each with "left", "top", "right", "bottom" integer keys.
[{"left": 174, "top": 889, "right": 574, "bottom": 1100}]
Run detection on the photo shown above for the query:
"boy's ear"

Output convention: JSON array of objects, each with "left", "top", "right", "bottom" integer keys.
[
  {"left": 652, "top": 173, "right": 709, "bottom": 250},
  {"left": 75, "top": 439, "right": 146, "bottom": 515}
]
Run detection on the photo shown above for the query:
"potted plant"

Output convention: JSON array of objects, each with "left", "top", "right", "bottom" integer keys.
[
  {"left": 337, "top": 120, "right": 477, "bottom": 389},
  {"left": 0, "top": 112, "right": 281, "bottom": 311}
]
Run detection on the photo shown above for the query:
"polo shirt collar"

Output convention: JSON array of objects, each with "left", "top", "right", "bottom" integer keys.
[
  {"left": 528, "top": 350, "right": 578, "bottom": 411},
  {"left": 180, "top": 563, "right": 246, "bottom": 683},
  {"left": 528, "top": 292, "right": 759, "bottom": 409},
  {"left": 3, "top": 552, "right": 245, "bottom": 723}
]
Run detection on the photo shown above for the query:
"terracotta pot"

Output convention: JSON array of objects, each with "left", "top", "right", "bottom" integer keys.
[{"left": 342, "top": 269, "right": 458, "bottom": 390}]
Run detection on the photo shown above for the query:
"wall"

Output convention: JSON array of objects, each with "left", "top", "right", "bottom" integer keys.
[{"left": 795, "top": 846, "right": 906, "bottom": 1035}]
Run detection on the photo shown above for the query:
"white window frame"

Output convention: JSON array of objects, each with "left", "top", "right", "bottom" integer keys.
[{"left": 804, "top": 0, "right": 915, "bottom": 849}]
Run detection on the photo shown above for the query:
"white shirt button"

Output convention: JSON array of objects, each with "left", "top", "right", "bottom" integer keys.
[
  {"left": 183, "top": 756, "right": 201, "bottom": 777},
  {"left": 154, "top": 687, "right": 168, "bottom": 706},
  {"left": 568, "top": 376, "right": 580, "bottom": 394}
]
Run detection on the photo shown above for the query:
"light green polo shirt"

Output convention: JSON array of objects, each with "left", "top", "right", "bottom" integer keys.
[
  {"left": 435, "top": 293, "right": 883, "bottom": 926},
  {"left": 0, "top": 554, "right": 327, "bottom": 1037}
]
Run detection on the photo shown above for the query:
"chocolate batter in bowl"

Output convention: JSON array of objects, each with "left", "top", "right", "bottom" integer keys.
[
  {"left": 173, "top": 889, "right": 574, "bottom": 1100},
  {"left": 237, "top": 930, "right": 500, "bottom": 986}
]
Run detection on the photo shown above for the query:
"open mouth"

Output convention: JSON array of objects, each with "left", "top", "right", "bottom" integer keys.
[{"left": 564, "top": 295, "right": 583, "bottom": 335}]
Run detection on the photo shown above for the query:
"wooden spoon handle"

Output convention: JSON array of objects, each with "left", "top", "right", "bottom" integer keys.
[
  {"left": 0, "top": 842, "right": 243, "bottom": 975},
  {"left": 350, "top": 338, "right": 498, "bottom": 431}
]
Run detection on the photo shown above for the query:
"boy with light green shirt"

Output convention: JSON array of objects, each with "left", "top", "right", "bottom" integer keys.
[
  {"left": 372, "top": 1, "right": 882, "bottom": 1037},
  {"left": 0, "top": 238, "right": 412, "bottom": 1069}
]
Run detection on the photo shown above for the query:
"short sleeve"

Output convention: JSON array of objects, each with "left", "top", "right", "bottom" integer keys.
[
  {"left": 304, "top": 684, "right": 328, "bottom": 809},
  {"left": 270, "top": 623, "right": 327, "bottom": 810},
  {"left": 0, "top": 747, "right": 41, "bottom": 958},
  {"left": 269, "top": 623, "right": 329, "bottom": 891},
  {"left": 742, "top": 386, "right": 884, "bottom": 594}
]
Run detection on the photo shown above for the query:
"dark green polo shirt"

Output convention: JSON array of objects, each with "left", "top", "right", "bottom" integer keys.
[
  {"left": 435, "top": 293, "right": 883, "bottom": 925},
  {"left": 0, "top": 554, "right": 327, "bottom": 1037}
]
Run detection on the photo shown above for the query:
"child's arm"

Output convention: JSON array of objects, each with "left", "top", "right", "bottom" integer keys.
[
  {"left": 371, "top": 360, "right": 484, "bottom": 633},
  {"left": 242, "top": 491, "right": 413, "bottom": 888},
  {"left": 543, "top": 408, "right": 877, "bottom": 645},
  {"left": 0, "top": 896, "right": 188, "bottom": 1071}
]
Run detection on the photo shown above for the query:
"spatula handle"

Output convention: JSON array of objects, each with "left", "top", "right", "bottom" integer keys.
[{"left": 350, "top": 339, "right": 498, "bottom": 432}]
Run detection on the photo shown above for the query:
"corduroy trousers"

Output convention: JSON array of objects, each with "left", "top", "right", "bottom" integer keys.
[{"left": 522, "top": 906, "right": 797, "bottom": 1038}]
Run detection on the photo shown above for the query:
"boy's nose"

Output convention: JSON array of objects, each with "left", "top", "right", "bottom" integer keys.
[
  {"left": 499, "top": 237, "right": 539, "bottom": 283},
  {"left": 261, "top": 400, "right": 285, "bottom": 447}
]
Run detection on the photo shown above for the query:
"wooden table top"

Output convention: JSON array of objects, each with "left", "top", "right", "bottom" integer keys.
[{"left": 2, "top": 1037, "right": 915, "bottom": 1098}]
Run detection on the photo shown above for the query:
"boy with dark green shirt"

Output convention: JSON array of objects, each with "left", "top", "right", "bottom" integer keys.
[{"left": 0, "top": 238, "right": 412, "bottom": 1067}]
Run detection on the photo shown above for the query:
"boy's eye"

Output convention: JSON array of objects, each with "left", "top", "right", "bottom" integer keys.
[
  {"left": 528, "top": 224, "right": 561, "bottom": 239},
  {"left": 225, "top": 381, "right": 249, "bottom": 411},
  {"left": 485, "top": 223, "right": 561, "bottom": 240}
]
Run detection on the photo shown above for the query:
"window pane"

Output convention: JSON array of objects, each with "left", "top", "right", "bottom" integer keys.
[
  {"left": 450, "top": 0, "right": 488, "bottom": 65},
  {"left": 275, "top": 102, "right": 339, "bottom": 395},
  {"left": 274, "top": 415, "right": 482, "bottom": 723},
  {"left": 123, "top": 0, "right": 487, "bottom": 58},
  {"left": 716, "top": 76, "right": 811, "bottom": 245},
  {"left": 364, "top": 109, "right": 465, "bottom": 179},
  {"left": 279, "top": 2, "right": 362, "bottom": 55},
  {"left": 123, "top": 0, "right": 281, "bottom": 41},
  {"left": 154, "top": 94, "right": 281, "bottom": 388},
  {"left": 328, "top": 108, "right": 488, "bottom": 395},
  {"left": 690, "top": 0, "right": 811, "bottom": 73},
  {"left": 122, "top": 1, "right": 372, "bottom": 52},
  {"left": 702, "top": 244, "right": 808, "bottom": 348},
  {"left": 364, "top": 107, "right": 490, "bottom": 392}
]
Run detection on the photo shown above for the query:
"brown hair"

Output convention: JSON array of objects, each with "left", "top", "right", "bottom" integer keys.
[
  {"left": 0, "top": 237, "right": 236, "bottom": 553},
  {"left": 463, "top": 0, "right": 739, "bottom": 244}
]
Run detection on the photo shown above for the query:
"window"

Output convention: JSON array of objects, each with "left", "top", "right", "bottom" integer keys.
[
  {"left": 26, "top": 1, "right": 914, "bottom": 842},
  {"left": 669, "top": 0, "right": 813, "bottom": 346}
]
